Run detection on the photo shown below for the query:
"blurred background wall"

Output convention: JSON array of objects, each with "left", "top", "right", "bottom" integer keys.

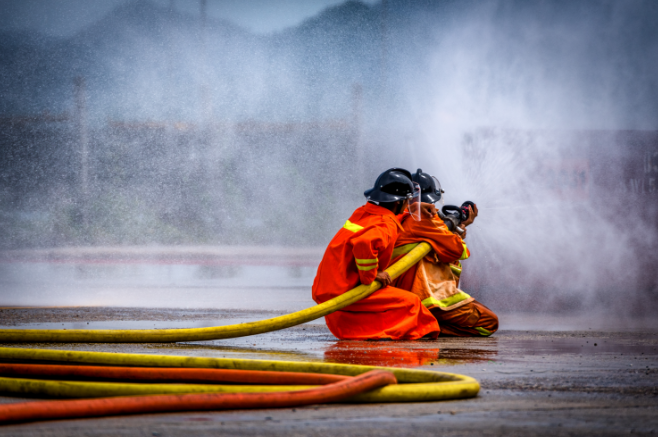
[{"left": 1, "top": 0, "right": 657, "bottom": 313}]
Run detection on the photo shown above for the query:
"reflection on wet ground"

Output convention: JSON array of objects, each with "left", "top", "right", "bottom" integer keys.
[
  {"left": 491, "top": 337, "right": 658, "bottom": 356},
  {"left": 1, "top": 308, "right": 657, "bottom": 371},
  {"left": 433, "top": 348, "right": 498, "bottom": 364},
  {"left": 324, "top": 341, "right": 442, "bottom": 367},
  {"left": 188, "top": 332, "right": 658, "bottom": 369},
  {"left": 322, "top": 341, "right": 499, "bottom": 367}
]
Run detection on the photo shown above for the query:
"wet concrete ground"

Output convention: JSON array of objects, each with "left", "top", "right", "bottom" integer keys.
[{"left": 0, "top": 307, "right": 657, "bottom": 436}]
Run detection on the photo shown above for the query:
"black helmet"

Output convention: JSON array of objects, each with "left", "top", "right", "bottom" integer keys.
[
  {"left": 412, "top": 168, "right": 443, "bottom": 204},
  {"left": 364, "top": 168, "right": 415, "bottom": 203}
]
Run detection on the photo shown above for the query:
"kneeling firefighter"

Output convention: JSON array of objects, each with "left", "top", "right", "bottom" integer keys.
[
  {"left": 312, "top": 168, "right": 441, "bottom": 340},
  {"left": 392, "top": 169, "right": 499, "bottom": 337}
]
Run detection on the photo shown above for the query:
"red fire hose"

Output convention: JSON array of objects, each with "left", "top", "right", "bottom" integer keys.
[
  {"left": 0, "top": 370, "right": 396, "bottom": 424},
  {"left": 0, "top": 363, "right": 347, "bottom": 385}
]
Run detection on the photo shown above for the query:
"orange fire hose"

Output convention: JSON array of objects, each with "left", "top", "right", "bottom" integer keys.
[
  {"left": 0, "top": 363, "right": 347, "bottom": 385},
  {"left": 0, "top": 370, "right": 396, "bottom": 424}
]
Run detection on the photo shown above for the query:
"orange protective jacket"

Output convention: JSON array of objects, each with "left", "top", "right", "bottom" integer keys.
[
  {"left": 312, "top": 203, "right": 440, "bottom": 340},
  {"left": 393, "top": 215, "right": 474, "bottom": 311}
]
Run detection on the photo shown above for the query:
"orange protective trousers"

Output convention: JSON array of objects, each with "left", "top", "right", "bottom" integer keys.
[{"left": 430, "top": 301, "right": 499, "bottom": 337}]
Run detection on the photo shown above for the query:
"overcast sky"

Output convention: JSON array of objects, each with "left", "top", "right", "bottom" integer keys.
[{"left": 0, "top": 0, "right": 380, "bottom": 37}]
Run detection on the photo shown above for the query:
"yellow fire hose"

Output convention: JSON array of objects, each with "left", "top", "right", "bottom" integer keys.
[
  {"left": 0, "top": 348, "right": 480, "bottom": 402},
  {"left": 0, "top": 241, "right": 481, "bottom": 406},
  {"left": 0, "top": 243, "right": 430, "bottom": 343}
]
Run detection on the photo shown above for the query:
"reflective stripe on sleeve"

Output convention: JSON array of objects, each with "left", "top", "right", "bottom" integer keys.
[
  {"left": 391, "top": 243, "right": 419, "bottom": 259},
  {"left": 356, "top": 264, "right": 377, "bottom": 271},
  {"left": 420, "top": 291, "right": 472, "bottom": 309},
  {"left": 343, "top": 220, "right": 364, "bottom": 233},
  {"left": 459, "top": 243, "right": 469, "bottom": 260},
  {"left": 355, "top": 258, "right": 378, "bottom": 265},
  {"left": 450, "top": 263, "right": 462, "bottom": 277}
]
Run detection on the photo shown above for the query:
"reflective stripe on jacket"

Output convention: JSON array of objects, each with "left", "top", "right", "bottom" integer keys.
[{"left": 312, "top": 202, "right": 403, "bottom": 304}]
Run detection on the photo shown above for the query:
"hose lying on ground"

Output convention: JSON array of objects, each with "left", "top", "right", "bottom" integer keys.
[
  {"left": 0, "top": 347, "right": 480, "bottom": 403},
  {"left": 0, "top": 241, "right": 482, "bottom": 425},
  {"left": 0, "top": 243, "right": 428, "bottom": 343},
  {"left": 0, "top": 370, "right": 396, "bottom": 424},
  {"left": 0, "top": 363, "right": 347, "bottom": 385}
]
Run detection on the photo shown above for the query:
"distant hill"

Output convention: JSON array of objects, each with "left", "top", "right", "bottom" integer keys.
[
  {"left": 0, "top": 0, "right": 264, "bottom": 121},
  {"left": 0, "top": 0, "right": 657, "bottom": 130},
  {"left": 1, "top": 0, "right": 658, "bottom": 254}
]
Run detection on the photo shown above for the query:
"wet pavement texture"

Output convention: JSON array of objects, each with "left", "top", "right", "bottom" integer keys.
[{"left": 0, "top": 307, "right": 657, "bottom": 436}]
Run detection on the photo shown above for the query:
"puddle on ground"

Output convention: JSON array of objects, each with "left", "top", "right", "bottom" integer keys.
[
  {"left": 158, "top": 335, "right": 658, "bottom": 368},
  {"left": 323, "top": 341, "right": 441, "bottom": 367},
  {"left": 3, "top": 320, "right": 657, "bottom": 369},
  {"left": 433, "top": 348, "right": 499, "bottom": 364},
  {"left": 321, "top": 342, "right": 498, "bottom": 367},
  {"left": 497, "top": 337, "right": 658, "bottom": 357}
]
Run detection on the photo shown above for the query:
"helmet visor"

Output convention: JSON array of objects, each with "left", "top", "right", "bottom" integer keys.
[
  {"left": 407, "top": 182, "right": 422, "bottom": 221},
  {"left": 432, "top": 176, "right": 445, "bottom": 206}
]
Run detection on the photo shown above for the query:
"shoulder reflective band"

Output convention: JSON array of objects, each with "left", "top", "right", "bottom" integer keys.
[
  {"left": 343, "top": 220, "right": 364, "bottom": 233},
  {"left": 475, "top": 327, "right": 493, "bottom": 336},
  {"left": 421, "top": 291, "right": 472, "bottom": 309},
  {"left": 392, "top": 243, "right": 419, "bottom": 259},
  {"left": 459, "top": 243, "right": 469, "bottom": 260}
]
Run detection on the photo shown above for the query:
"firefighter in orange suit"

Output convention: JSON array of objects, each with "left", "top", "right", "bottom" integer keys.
[
  {"left": 393, "top": 169, "right": 499, "bottom": 337},
  {"left": 312, "top": 168, "right": 441, "bottom": 340}
]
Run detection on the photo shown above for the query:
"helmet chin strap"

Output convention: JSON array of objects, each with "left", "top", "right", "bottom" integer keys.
[{"left": 393, "top": 200, "right": 405, "bottom": 215}]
